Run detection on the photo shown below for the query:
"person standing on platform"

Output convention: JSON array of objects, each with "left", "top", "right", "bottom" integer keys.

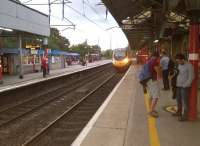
[
  {"left": 146, "top": 52, "right": 161, "bottom": 118},
  {"left": 160, "top": 51, "right": 170, "bottom": 90},
  {"left": 174, "top": 53, "right": 194, "bottom": 121},
  {"left": 169, "top": 59, "right": 178, "bottom": 100},
  {"left": 41, "top": 56, "right": 48, "bottom": 78}
]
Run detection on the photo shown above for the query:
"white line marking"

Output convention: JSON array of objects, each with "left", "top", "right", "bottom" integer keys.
[{"left": 71, "top": 66, "right": 131, "bottom": 146}]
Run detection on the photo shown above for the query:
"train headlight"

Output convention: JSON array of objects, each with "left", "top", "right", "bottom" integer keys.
[{"left": 123, "top": 58, "right": 129, "bottom": 64}]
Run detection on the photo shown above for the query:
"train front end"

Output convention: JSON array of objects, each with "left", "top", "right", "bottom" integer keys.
[{"left": 112, "top": 49, "right": 130, "bottom": 71}]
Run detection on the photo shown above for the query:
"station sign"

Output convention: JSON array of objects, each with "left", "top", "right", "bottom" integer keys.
[
  {"left": 30, "top": 49, "right": 38, "bottom": 55},
  {"left": 26, "top": 45, "right": 41, "bottom": 49}
]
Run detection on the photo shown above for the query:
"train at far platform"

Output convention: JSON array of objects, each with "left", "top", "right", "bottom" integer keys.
[{"left": 112, "top": 48, "right": 131, "bottom": 71}]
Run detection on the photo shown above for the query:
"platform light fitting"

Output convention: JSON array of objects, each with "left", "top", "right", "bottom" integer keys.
[
  {"left": 0, "top": 27, "right": 13, "bottom": 32},
  {"left": 153, "top": 39, "right": 159, "bottom": 43}
]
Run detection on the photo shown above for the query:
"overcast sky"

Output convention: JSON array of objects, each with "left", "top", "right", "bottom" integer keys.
[{"left": 20, "top": 0, "right": 128, "bottom": 50}]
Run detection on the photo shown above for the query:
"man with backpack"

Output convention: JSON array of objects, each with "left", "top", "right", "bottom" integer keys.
[
  {"left": 147, "top": 52, "right": 161, "bottom": 117},
  {"left": 139, "top": 61, "right": 152, "bottom": 93},
  {"left": 139, "top": 52, "right": 161, "bottom": 117}
]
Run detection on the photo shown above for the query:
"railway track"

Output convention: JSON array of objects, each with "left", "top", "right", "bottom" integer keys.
[
  {"left": 0, "top": 64, "right": 111, "bottom": 111},
  {"left": 21, "top": 73, "right": 124, "bottom": 146},
  {"left": 0, "top": 65, "right": 112, "bottom": 127},
  {"left": 0, "top": 64, "right": 125, "bottom": 146}
]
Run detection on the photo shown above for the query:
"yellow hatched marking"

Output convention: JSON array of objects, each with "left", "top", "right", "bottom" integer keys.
[{"left": 144, "top": 94, "right": 161, "bottom": 146}]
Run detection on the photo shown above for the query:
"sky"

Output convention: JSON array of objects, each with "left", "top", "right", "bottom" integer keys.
[{"left": 19, "top": 0, "right": 128, "bottom": 50}]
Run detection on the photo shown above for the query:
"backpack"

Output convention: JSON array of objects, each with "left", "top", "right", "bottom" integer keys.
[
  {"left": 138, "top": 62, "right": 152, "bottom": 86},
  {"left": 168, "top": 58, "right": 175, "bottom": 72},
  {"left": 171, "top": 66, "right": 179, "bottom": 87}
]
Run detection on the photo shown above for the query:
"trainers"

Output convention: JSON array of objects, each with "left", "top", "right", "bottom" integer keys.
[{"left": 149, "top": 111, "right": 159, "bottom": 118}]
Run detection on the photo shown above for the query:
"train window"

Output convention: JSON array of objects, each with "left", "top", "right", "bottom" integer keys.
[{"left": 114, "top": 50, "right": 126, "bottom": 60}]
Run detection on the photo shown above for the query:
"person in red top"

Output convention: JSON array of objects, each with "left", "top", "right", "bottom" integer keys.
[
  {"left": 146, "top": 52, "right": 161, "bottom": 117},
  {"left": 41, "top": 56, "right": 48, "bottom": 77}
]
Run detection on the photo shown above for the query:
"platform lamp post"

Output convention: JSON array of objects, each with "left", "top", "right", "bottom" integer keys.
[
  {"left": 185, "top": 0, "right": 200, "bottom": 120},
  {"left": 18, "top": 34, "right": 24, "bottom": 79},
  {"left": 0, "top": 52, "right": 3, "bottom": 84}
]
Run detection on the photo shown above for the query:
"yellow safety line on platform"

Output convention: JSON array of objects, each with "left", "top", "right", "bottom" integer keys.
[{"left": 144, "top": 94, "right": 161, "bottom": 146}]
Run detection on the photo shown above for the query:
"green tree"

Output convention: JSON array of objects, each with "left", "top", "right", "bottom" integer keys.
[
  {"left": 90, "top": 45, "right": 101, "bottom": 54},
  {"left": 48, "top": 28, "right": 70, "bottom": 51},
  {"left": 102, "top": 49, "right": 113, "bottom": 59},
  {"left": 70, "top": 43, "right": 90, "bottom": 57},
  {"left": 70, "top": 41, "right": 103, "bottom": 57}
]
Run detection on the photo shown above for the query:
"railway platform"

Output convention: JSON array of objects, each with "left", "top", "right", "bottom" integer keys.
[
  {"left": 0, "top": 60, "right": 111, "bottom": 93},
  {"left": 72, "top": 64, "right": 200, "bottom": 146}
]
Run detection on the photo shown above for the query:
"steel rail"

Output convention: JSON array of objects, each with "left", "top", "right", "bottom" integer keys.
[
  {"left": 0, "top": 66, "right": 111, "bottom": 127},
  {"left": 0, "top": 65, "right": 109, "bottom": 113},
  {"left": 21, "top": 73, "right": 116, "bottom": 146}
]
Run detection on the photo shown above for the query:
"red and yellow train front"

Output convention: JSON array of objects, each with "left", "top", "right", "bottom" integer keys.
[{"left": 112, "top": 49, "right": 130, "bottom": 70}]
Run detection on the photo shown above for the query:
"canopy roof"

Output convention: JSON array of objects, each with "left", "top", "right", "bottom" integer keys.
[
  {"left": 102, "top": 0, "right": 198, "bottom": 49},
  {"left": 0, "top": 0, "right": 50, "bottom": 37}
]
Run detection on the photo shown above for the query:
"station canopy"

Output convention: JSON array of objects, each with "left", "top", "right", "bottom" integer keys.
[
  {"left": 0, "top": 0, "right": 50, "bottom": 37},
  {"left": 102, "top": 0, "right": 197, "bottom": 49}
]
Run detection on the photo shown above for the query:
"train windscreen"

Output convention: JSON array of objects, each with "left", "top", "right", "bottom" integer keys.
[{"left": 114, "top": 50, "right": 126, "bottom": 60}]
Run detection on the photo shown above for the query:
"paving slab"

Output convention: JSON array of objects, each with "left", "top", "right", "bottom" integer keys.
[{"left": 80, "top": 127, "right": 125, "bottom": 146}]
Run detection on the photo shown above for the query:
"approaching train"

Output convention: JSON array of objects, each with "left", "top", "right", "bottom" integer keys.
[{"left": 112, "top": 48, "right": 131, "bottom": 71}]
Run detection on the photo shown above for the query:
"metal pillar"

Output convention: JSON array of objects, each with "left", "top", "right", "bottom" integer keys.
[
  {"left": 0, "top": 56, "right": 3, "bottom": 84},
  {"left": 109, "top": 33, "right": 112, "bottom": 50},
  {"left": 48, "top": 0, "right": 51, "bottom": 25},
  {"left": 188, "top": 23, "right": 199, "bottom": 120},
  {"left": 32, "top": 55, "right": 35, "bottom": 72},
  {"left": 170, "top": 36, "right": 173, "bottom": 56},
  {"left": 18, "top": 34, "right": 23, "bottom": 79},
  {"left": 185, "top": 0, "right": 200, "bottom": 120}
]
